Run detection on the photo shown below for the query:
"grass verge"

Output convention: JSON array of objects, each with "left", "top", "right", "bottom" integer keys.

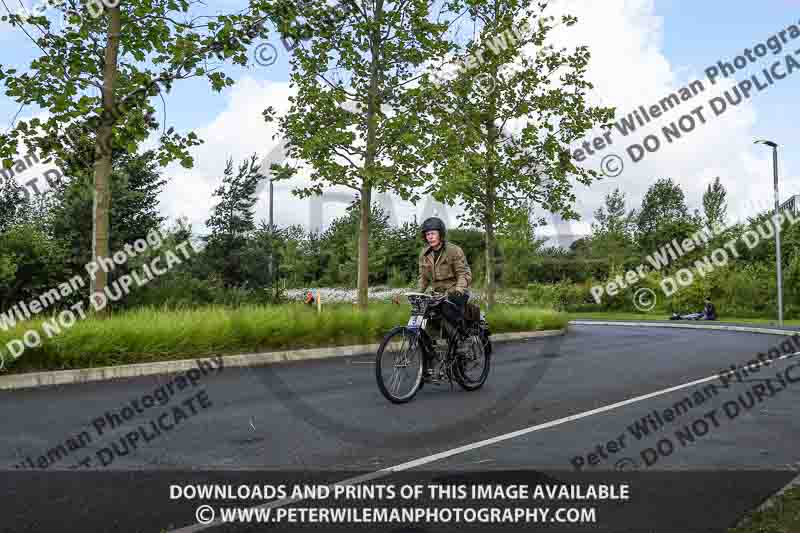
[
  {"left": 0, "top": 303, "right": 567, "bottom": 374},
  {"left": 728, "top": 486, "right": 800, "bottom": 533}
]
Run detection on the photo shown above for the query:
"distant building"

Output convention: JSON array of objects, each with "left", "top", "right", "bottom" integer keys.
[
  {"left": 258, "top": 140, "right": 452, "bottom": 232},
  {"left": 779, "top": 194, "right": 800, "bottom": 216}
]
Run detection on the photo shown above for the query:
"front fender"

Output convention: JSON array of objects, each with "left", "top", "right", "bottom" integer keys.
[{"left": 382, "top": 325, "right": 434, "bottom": 359}]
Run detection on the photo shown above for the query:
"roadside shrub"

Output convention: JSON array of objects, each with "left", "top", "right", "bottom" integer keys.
[
  {"left": 526, "top": 280, "right": 602, "bottom": 312},
  {"left": 121, "top": 272, "right": 286, "bottom": 309}
]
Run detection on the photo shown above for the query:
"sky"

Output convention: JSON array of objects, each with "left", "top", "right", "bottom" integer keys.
[{"left": 1, "top": 0, "right": 798, "bottom": 246}]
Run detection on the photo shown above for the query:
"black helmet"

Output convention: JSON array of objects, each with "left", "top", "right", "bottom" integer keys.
[{"left": 420, "top": 217, "right": 446, "bottom": 241}]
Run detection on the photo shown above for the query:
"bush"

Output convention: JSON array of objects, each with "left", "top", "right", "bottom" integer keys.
[
  {"left": 120, "top": 272, "right": 286, "bottom": 309},
  {"left": 526, "top": 281, "right": 602, "bottom": 312},
  {"left": 387, "top": 266, "right": 410, "bottom": 288}
]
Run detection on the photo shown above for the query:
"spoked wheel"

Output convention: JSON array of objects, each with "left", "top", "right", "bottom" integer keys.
[
  {"left": 375, "top": 327, "right": 425, "bottom": 403},
  {"left": 481, "top": 329, "right": 492, "bottom": 356},
  {"left": 455, "top": 334, "right": 490, "bottom": 391}
]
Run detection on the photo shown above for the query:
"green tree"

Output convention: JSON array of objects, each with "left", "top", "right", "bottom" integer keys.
[
  {"left": 590, "top": 188, "right": 635, "bottom": 273},
  {"left": 498, "top": 206, "right": 545, "bottom": 287},
  {"left": 383, "top": 219, "right": 418, "bottom": 286},
  {"left": 112, "top": 217, "right": 214, "bottom": 310},
  {"left": 296, "top": 229, "right": 325, "bottom": 286},
  {"left": 633, "top": 178, "right": 695, "bottom": 254},
  {"left": 0, "top": 224, "right": 68, "bottom": 310},
  {"left": 0, "top": 174, "right": 26, "bottom": 233},
  {"left": 48, "top": 149, "right": 168, "bottom": 274},
  {"left": 313, "top": 200, "right": 394, "bottom": 287},
  {"left": 275, "top": 224, "right": 313, "bottom": 287},
  {"left": 448, "top": 227, "right": 488, "bottom": 274},
  {"left": 204, "top": 155, "right": 265, "bottom": 287},
  {"left": 424, "top": 1, "right": 614, "bottom": 308},
  {"left": 594, "top": 188, "right": 633, "bottom": 236},
  {"left": 0, "top": 1, "right": 271, "bottom": 312},
  {"left": 264, "top": 0, "right": 453, "bottom": 308},
  {"left": 702, "top": 176, "right": 728, "bottom": 228},
  {"left": 530, "top": 245, "right": 574, "bottom": 283}
]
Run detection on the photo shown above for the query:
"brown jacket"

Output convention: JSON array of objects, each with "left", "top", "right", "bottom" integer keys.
[{"left": 418, "top": 241, "right": 472, "bottom": 293}]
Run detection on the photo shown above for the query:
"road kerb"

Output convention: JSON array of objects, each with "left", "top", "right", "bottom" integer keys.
[{"left": 0, "top": 328, "right": 567, "bottom": 391}]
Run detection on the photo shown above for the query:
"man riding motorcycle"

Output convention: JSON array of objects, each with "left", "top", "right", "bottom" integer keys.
[
  {"left": 418, "top": 216, "right": 472, "bottom": 311},
  {"left": 417, "top": 217, "right": 473, "bottom": 380}
]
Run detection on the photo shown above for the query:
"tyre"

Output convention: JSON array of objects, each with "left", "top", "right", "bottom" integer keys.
[
  {"left": 455, "top": 333, "right": 490, "bottom": 391},
  {"left": 481, "top": 328, "right": 492, "bottom": 356},
  {"left": 375, "top": 327, "right": 425, "bottom": 404}
]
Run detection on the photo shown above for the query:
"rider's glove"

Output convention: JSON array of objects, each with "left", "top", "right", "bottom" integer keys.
[{"left": 448, "top": 287, "right": 464, "bottom": 297}]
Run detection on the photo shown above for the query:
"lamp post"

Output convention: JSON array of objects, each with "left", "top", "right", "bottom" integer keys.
[
  {"left": 268, "top": 176, "right": 275, "bottom": 285},
  {"left": 754, "top": 139, "right": 783, "bottom": 326},
  {"left": 269, "top": 177, "right": 274, "bottom": 231}
]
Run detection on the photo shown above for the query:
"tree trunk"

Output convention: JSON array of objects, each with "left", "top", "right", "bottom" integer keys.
[
  {"left": 485, "top": 211, "right": 496, "bottom": 309},
  {"left": 358, "top": 0, "right": 383, "bottom": 310},
  {"left": 357, "top": 184, "right": 372, "bottom": 309},
  {"left": 90, "top": 7, "right": 121, "bottom": 316},
  {"left": 484, "top": 51, "right": 499, "bottom": 310}
]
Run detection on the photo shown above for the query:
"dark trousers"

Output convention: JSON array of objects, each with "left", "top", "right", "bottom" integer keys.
[
  {"left": 425, "top": 290, "right": 470, "bottom": 336},
  {"left": 443, "top": 291, "right": 470, "bottom": 333},
  {"left": 425, "top": 291, "right": 470, "bottom": 370}
]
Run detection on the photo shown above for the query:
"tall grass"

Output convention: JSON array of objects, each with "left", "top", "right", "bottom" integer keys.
[{"left": 0, "top": 303, "right": 567, "bottom": 374}]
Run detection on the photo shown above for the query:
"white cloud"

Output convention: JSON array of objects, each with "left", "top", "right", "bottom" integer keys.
[
  {"left": 157, "top": 77, "right": 296, "bottom": 234},
  {"left": 535, "top": 0, "right": 796, "bottom": 244},
  {"left": 158, "top": 76, "right": 460, "bottom": 235},
  {"left": 158, "top": 0, "right": 795, "bottom": 243}
]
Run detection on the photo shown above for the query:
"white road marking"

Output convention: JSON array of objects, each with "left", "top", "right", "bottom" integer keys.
[{"left": 169, "top": 351, "right": 800, "bottom": 532}]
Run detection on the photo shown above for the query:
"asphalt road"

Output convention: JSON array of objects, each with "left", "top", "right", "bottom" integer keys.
[{"left": 2, "top": 324, "right": 799, "bottom": 532}]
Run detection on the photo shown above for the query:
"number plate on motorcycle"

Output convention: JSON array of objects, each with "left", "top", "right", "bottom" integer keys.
[{"left": 407, "top": 315, "right": 425, "bottom": 328}]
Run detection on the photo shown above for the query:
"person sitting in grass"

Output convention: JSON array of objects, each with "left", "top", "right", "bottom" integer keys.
[
  {"left": 669, "top": 297, "right": 717, "bottom": 321},
  {"left": 702, "top": 297, "right": 717, "bottom": 320}
]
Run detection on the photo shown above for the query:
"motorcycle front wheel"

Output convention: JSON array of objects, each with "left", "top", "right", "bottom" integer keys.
[{"left": 375, "top": 327, "right": 425, "bottom": 404}]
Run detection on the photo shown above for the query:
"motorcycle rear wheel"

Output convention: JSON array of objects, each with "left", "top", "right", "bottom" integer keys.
[{"left": 454, "top": 333, "right": 491, "bottom": 391}]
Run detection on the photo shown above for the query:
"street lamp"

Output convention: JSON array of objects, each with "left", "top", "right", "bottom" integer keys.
[
  {"left": 268, "top": 176, "right": 275, "bottom": 284},
  {"left": 269, "top": 176, "right": 275, "bottom": 231},
  {"left": 754, "top": 139, "right": 783, "bottom": 326}
]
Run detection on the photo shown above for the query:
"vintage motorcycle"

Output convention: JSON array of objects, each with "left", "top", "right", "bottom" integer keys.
[{"left": 375, "top": 292, "right": 492, "bottom": 404}]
